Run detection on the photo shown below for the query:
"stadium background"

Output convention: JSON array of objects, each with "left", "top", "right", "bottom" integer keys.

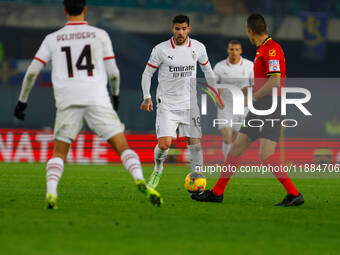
[{"left": 0, "top": 0, "right": 340, "bottom": 164}]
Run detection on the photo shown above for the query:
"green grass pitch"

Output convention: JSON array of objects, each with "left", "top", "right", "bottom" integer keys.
[{"left": 0, "top": 163, "right": 340, "bottom": 255}]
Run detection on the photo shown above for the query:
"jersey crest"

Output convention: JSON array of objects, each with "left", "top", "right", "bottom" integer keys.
[{"left": 192, "top": 50, "right": 197, "bottom": 61}]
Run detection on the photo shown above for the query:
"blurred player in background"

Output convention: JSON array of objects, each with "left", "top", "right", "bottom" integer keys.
[
  {"left": 140, "top": 15, "right": 223, "bottom": 189},
  {"left": 13, "top": 0, "right": 162, "bottom": 209},
  {"left": 192, "top": 13, "right": 304, "bottom": 206},
  {"left": 214, "top": 40, "right": 253, "bottom": 160}
]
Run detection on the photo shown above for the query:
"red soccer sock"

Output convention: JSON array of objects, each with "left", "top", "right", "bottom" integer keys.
[
  {"left": 212, "top": 154, "right": 241, "bottom": 196},
  {"left": 264, "top": 154, "right": 299, "bottom": 196}
]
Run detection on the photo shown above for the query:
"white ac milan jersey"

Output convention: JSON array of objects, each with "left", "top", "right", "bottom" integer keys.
[
  {"left": 213, "top": 57, "right": 254, "bottom": 103},
  {"left": 34, "top": 21, "right": 115, "bottom": 110},
  {"left": 147, "top": 37, "right": 210, "bottom": 110}
]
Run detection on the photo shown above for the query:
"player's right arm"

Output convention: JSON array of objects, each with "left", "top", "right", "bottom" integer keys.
[
  {"left": 14, "top": 37, "right": 50, "bottom": 120},
  {"left": 140, "top": 46, "right": 162, "bottom": 112}
]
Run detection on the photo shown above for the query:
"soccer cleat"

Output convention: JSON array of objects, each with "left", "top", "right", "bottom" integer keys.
[
  {"left": 46, "top": 193, "right": 58, "bottom": 210},
  {"left": 136, "top": 179, "right": 148, "bottom": 194},
  {"left": 275, "top": 193, "right": 304, "bottom": 207},
  {"left": 146, "top": 186, "right": 163, "bottom": 207},
  {"left": 136, "top": 179, "right": 163, "bottom": 207},
  {"left": 190, "top": 189, "right": 223, "bottom": 203},
  {"left": 147, "top": 170, "right": 162, "bottom": 189}
]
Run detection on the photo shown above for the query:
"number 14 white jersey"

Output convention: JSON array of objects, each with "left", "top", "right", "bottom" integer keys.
[{"left": 34, "top": 21, "right": 115, "bottom": 110}]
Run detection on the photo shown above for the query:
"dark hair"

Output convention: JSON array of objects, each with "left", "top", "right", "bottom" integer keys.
[
  {"left": 172, "top": 15, "right": 190, "bottom": 25},
  {"left": 63, "top": 0, "right": 86, "bottom": 16},
  {"left": 228, "top": 40, "right": 242, "bottom": 47},
  {"left": 247, "top": 13, "right": 267, "bottom": 35}
]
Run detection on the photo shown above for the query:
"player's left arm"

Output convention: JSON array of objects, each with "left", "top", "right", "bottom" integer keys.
[
  {"left": 213, "top": 65, "right": 223, "bottom": 95},
  {"left": 198, "top": 44, "right": 215, "bottom": 86},
  {"left": 241, "top": 63, "right": 255, "bottom": 106},
  {"left": 241, "top": 62, "right": 255, "bottom": 92},
  {"left": 253, "top": 74, "right": 280, "bottom": 100},
  {"left": 248, "top": 62, "right": 254, "bottom": 87},
  {"left": 105, "top": 60, "right": 120, "bottom": 97},
  {"left": 253, "top": 48, "right": 282, "bottom": 101},
  {"left": 103, "top": 31, "right": 120, "bottom": 111},
  {"left": 198, "top": 44, "right": 224, "bottom": 109}
]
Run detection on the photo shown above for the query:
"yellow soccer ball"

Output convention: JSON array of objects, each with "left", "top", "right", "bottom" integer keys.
[{"left": 184, "top": 172, "right": 207, "bottom": 193}]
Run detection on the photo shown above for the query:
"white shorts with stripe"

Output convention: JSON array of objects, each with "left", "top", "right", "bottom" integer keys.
[
  {"left": 54, "top": 105, "right": 125, "bottom": 144},
  {"left": 155, "top": 106, "right": 202, "bottom": 139}
]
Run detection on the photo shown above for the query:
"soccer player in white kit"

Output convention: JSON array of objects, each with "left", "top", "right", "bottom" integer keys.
[
  {"left": 140, "top": 15, "right": 222, "bottom": 188},
  {"left": 213, "top": 40, "right": 253, "bottom": 159},
  {"left": 13, "top": 0, "right": 162, "bottom": 208}
]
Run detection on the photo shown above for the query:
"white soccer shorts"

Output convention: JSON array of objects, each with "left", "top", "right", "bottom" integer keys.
[
  {"left": 217, "top": 105, "right": 249, "bottom": 131},
  {"left": 155, "top": 107, "right": 202, "bottom": 139},
  {"left": 54, "top": 105, "right": 125, "bottom": 144}
]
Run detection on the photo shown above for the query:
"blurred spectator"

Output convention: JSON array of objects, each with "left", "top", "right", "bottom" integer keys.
[
  {"left": 314, "top": 148, "right": 333, "bottom": 164},
  {"left": 325, "top": 115, "right": 340, "bottom": 136},
  {"left": 212, "top": 0, "right": 248, "bottom": 15}
]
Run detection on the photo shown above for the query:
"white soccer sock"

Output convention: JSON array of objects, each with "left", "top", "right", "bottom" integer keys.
[
  {"left": 154, "top": 144, "right": 169, "bottom": 173},
  {"left": 188, "top": 143, "right": 203, "bottom": 173},
  {"left": 46, "top": 157, "right": 64, "bottom": 197},
  {"left": 222, "top": 142, "right": 232, "bottom": 160},
  {"left": 121, "top": 149, "right": 144, "bottom": 181}
]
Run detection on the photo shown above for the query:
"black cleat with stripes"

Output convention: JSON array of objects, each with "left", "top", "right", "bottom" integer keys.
[
  {"left": 190, "top": 190, "right": 223, "bottom": 203},
  {"left": 275, "top": 193, "right": 304, "bottom": 207}
]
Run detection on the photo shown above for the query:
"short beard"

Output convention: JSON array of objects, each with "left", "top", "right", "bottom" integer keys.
[{"left": 174, "top": 35, "right": 187, "bottom": 45}]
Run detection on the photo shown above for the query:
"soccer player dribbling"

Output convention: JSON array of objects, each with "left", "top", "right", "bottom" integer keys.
[
  {"left": 13, "top": 0, "right": 162, "bottom": 209},
  {"left": 140, "top": 15, "right": 223, "bottom": 189},
  {"left": 191, "top": 13, "right": 304, "bottom": 206}
]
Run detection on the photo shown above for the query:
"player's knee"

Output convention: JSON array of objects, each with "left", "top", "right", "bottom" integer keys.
[
  {"left": 230, "top": 143, "right": 244, "bottom": 157},
  {"left": 158, "top": 142, "right": 171, "bottom": 150},
  {"left": 115, "top": 144, "right": 130, "bottom": 157},
  {"left": 187, "top": 137, "right": 200, "bottom": 146},
  {"left": 188, "top": 142, "right": 201, "bottom": 151},
  {"left": 52, "top": 152, "right": 67, "bottom": 162},
  {"left": 223, "top": 137, "right": 232, "bottom": 144},
  {"left": 259, "top": 152, "right": 273, "bottom": 162}
]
